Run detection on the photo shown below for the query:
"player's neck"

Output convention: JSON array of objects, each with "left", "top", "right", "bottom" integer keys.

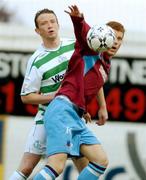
[{"left": 43, "top": 36, "right": 60, "bottom": 49}]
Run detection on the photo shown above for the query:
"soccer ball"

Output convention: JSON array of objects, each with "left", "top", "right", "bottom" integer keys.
[{"left": 86, "top": 24, "right": 115, "bottom": 52}]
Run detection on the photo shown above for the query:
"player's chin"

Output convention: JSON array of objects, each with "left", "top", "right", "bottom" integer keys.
[{"left": 106, "top": 48, "right": 117, "bottom": 56}]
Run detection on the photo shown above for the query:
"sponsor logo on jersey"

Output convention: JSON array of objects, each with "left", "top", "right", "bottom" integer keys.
[{"left": 51, "top": 73, "right": 65, "bottom": 83}]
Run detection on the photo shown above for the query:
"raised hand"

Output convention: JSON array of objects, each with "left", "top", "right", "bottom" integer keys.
[{"left": 64, "top": 5, "right": 83, "bottom": 18}]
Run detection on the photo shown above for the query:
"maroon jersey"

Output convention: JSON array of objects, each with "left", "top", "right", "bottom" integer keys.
[{"left": 56, "top": 16, "right": 111, "bottom": 111}]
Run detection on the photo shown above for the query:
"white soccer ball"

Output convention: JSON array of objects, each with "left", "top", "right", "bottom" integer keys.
[{"left": 86, "top": 24, "right": 116, "bottom": 52}]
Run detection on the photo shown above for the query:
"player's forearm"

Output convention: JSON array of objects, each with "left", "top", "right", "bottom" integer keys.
[
  {"left": 97, "top": 87, "right": 107, "bottom": 109},
  {"left": 96, "top": 87, "right": 108, "bottom": 124},
  {"left": 21, "top": 93, "right": 54, "bottom": 105},
  {"left": 71, "top": 16, "right": 90, "bottom": 45}
]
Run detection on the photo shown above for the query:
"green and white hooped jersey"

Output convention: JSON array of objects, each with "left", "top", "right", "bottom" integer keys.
[{"left": 21, "top": 38, "right": 75, "bottom": 122}]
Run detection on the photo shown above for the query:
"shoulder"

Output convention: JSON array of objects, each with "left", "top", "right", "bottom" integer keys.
[
  {"left": 27, "top": 45, "right": 50, "bottom": 66},
  {"left": 24, "top": 45, "right": 49, "bottom": 73}
]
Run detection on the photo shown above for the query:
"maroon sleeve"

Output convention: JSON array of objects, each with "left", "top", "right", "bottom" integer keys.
[{"left": 70, "top": 16, "right": 91, "bottom": 50}]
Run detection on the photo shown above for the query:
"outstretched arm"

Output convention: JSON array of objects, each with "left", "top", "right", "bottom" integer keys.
[{"left": 65, "top": 5, "right": 90, "bottom": 48}]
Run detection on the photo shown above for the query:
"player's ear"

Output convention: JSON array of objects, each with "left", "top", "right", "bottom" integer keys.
[
  {"left": 35, "top": 28, "right": 40, "bottom": 35},
  {"left": 81, "top": 13, "right": 84, "bottom": 18}
]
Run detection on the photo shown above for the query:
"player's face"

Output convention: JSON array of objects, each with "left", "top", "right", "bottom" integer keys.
[
  {"left": 106, "top": 30, "right": 124, "bottom": 57},
  {"left": 35, "top": 13, "right": 59, "bottom": 40}
]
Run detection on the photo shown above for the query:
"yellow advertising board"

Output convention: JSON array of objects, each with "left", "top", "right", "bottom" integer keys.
[{"left": 0, "top": 115, "right": 6, "bottom": 180}]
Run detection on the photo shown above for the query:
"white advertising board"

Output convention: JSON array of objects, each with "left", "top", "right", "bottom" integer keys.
[{"left": 3, "top": 116, "right": 146, "bottom": 180}]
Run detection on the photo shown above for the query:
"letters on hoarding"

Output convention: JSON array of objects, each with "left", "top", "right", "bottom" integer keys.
[{"left": 0, "top": 51, "right": 146, "bottom": 122}]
